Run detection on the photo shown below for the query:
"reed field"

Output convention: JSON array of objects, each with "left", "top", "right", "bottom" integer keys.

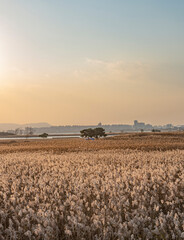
[
  {"left": 0, "top": 133, "right": 184, "bottom": 239},
  {"left": 0, "top": 132, "right": 184, "bottom": 154}
]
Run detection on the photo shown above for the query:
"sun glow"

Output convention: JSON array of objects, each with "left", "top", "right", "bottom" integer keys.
[
  {"left": 0, "top": 43, "right": 3, "bottom": 67},
  {"left": 0, "top": 43, "right": 6, "bottom": 76},
  {"left": 0, "top": 59, "right": 3, "bottom": 75}
]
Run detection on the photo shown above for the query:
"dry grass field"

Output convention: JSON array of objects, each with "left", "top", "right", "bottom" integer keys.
[
  {"left": 0, "top": 132, "right": 184, "bottom": 154},
  {"left": 0, "top": 132, "right": 184, "bottom": 239}
]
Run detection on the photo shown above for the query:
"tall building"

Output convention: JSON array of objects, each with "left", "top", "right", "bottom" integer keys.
[
  {"left": 134, "top": 120, "right": 138, "bottom": 127},
  {"left": 133, "top": 120, "right": 145, "bottom": 130}
]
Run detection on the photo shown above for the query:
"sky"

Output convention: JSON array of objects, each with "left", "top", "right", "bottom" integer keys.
[{"left": 0, "top": 0, "right": 184, "bottom": 125}]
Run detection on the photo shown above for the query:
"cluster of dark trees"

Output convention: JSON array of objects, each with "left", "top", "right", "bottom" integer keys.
[
  {"left": 39, "top": 133, "right": 49, "bottom": 138},
  {"left": 80, "top": 127, "right": 106, "bottom": 139},
  {"left": 152, "top": 129, "right": 161, "bottom": 132}
]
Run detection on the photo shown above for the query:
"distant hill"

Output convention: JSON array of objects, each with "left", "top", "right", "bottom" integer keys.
[
  {"left": 22, "top": 123, "right": 51, "bottom": 128},
  {"left": 0, "top": 122, "right": 51, "bottom": 131}
]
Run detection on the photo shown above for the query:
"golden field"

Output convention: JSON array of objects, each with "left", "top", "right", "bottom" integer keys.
[
  {"left": 0, "top": 132, "right": 184, "bottom": 154},
  {"left": 0, "top": 133, "right": 184, "bottom": 239}
]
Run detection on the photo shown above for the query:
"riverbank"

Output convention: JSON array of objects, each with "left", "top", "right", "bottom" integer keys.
[
  {"left": 0, "top": 132, "right": 120, "bottom": 140},
  {"left": 0, "top": 132, "right": 184, "bottom": 154}
]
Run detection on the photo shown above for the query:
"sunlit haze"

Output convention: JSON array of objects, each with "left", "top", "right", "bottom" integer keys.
[{"left": 0, "top": 0, "right": 184, "bottom": 125}]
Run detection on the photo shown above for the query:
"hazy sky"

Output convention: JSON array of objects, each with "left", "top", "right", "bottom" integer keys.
[{"left": 0, "top": 0, "right": 184, "bottom": 125}]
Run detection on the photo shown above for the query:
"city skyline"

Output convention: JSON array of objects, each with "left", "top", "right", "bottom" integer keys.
[{"left": 0, "top": 119, "right": 183, "bottom": 132}]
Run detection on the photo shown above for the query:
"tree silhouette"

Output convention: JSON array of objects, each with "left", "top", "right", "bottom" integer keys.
[{"left": 80, "top": 128, "right": 106, "bottom": 139}]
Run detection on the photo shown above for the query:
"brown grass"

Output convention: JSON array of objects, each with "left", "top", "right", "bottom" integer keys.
[
  {"left": 0, "top": 150, "right": 184, "bottom": 239},
  {"left": 0, "top": 132, "right": 184, "bottom": 154}
]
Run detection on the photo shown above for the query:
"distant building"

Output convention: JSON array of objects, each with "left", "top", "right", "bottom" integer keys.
[
  {"left": 133, "top": 120, "right": 145, "bottom": 130},
  {"left": 165, "top": 124, "right": 173, "bottom": 129},
  {"left": 7, "top": 130, "right": 15, "bottom": 134},
  {"left": 134, "top": 120, "right": 138, "bottom": 126},
  {"left": 145, "top": 124, "right": 153, "bottom": 130}
]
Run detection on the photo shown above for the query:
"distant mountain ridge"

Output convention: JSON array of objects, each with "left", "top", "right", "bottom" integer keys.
[{"left": 0, "top": 122, "right": 51, "bottom": 131}]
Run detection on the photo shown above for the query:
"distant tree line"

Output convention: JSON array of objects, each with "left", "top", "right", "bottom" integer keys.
[
  {"left": 80, "top": 127, "right": 106, "bottom": 139},
  {"left": 0, "top": 132, "right": 15, "bottom": 136}
]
